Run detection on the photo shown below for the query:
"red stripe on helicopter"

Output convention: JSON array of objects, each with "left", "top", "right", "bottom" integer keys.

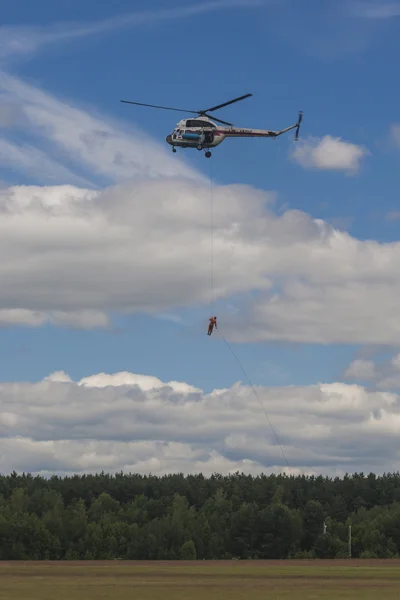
[{"left": 216, "top": 130, "right": 266, "bottom": 136}]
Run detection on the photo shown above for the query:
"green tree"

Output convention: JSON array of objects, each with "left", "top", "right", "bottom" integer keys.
[
  {"left": 302, "top": 500, "right": 325, "bottom": 550},
  {"left": 180, "top": 539, "right": 197, "bottom": 559},
  {"left": 2, "top": 471, "right": 400, "bottom": 559},
  {"left": 89, "top": 492, "right": 120, "bottom": 523},
  {"left": 257, "top": 503, "right": 303, "bottom": 559},
  {"left": 314, "top": 532, "right": 345, "bottom": 558}
]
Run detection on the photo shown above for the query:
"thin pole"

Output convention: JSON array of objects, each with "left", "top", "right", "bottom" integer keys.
[{"left": 348, "top": 525, "right": 352, "bottom": 558}]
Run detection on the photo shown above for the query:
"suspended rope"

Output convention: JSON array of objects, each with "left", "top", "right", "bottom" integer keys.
[
  {"left": 206, "top": 157, "right": 290, "bottom": 471},
  {"left": 217, "top": 330, "right": 290, "bottom": 470},
  {"left": 209, "top": 158, "right": 214, "bottom": 311}
]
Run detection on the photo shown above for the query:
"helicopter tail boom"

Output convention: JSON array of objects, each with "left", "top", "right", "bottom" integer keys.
[
  {"left": 219, "top": 111, "right": 303, "bottom": 140},
  {"left": 273, "top": 111, "right": 303, "bottom": 140}
]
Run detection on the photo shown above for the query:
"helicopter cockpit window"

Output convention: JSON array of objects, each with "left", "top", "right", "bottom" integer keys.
[{"left": 186, "top": 119, "right": 216, "bottom": 129}]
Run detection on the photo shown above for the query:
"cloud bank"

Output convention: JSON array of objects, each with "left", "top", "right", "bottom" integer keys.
[
  {"left": 0, "top": 369, "right": 399, "bottom": 477},
  {"left": 2, "top": 173, "right": 400, "bottom": 343},
  {"left": 0, "top": 72, "right": 391, "bottom": 346}
]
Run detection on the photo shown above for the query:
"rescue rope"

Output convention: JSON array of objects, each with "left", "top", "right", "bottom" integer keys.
[
  {"left": 206, "top": 158, "right": 290, "bottom": 471},
  {"left": 209, "top": 159, "right": 214, "bottom": 310},
  {"left": 217, "top": 330, "right": 290, "bottom": 470}
]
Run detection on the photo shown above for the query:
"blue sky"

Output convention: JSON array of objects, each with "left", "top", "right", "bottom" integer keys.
[{"left": 1, "top": 0, "right": 400, "bottom": 396}]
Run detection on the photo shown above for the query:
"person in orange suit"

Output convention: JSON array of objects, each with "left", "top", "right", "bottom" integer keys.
[{"left": 207, "top": 316, "right": 217, "bottom": 336}]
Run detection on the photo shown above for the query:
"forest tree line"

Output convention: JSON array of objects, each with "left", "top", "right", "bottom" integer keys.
[{"left": 1, "top": 471, "right": 400, "bottom": 560}]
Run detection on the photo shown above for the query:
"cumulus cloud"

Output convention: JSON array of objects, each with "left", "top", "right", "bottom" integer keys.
[
  {"left": 0, "top": 74, "right": 398, "bottom": 344},
  {"left": 44, "top": 371, "right": 72, "bottom": 383},
  {"left": 291, "top": 135, "right": 368, "bottom": 173},
  {"left": 222, "top": 224, "right": 400, "bottom": 343},
  {"left": 0, "top": 180, "right": 278, "bottom": 326},
  {"left": 0, "top": 369, "right": 399, "bottom": 477},
  {"left": 78, "top": 371, "right": 201, "bottom": 393},
  {"left": 344, "top": 359, "right": 377, "bottom": 379},
  {"left": 4, "top": 177, "right": 400, "bottom": 343},
  {"left": 345, "top": 352, "right": 400, "bottom": 390}
]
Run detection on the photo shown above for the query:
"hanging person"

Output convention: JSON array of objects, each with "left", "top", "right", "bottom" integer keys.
[{"left": 207, "top": 316, "right": 217, "bottom": 336}]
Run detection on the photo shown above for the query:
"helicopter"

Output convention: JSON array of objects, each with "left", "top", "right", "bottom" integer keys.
[{"left": 120, "top": 93, "right": 303, "bottom": 158}]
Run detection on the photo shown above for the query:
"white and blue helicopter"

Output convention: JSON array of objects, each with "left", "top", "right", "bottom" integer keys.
[{"left": 120, "top": 93, "right": 303, "bottom": 158}]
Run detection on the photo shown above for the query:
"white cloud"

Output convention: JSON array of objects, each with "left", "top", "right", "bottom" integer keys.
[
  {"left": 385, "top": 210, "right": 400, "bottom": 221},
  {"left": 351, "top": 2, "right": 400, "bottom": 18},
  {"left": 0, "top": 369, "right": 399, "bottom": 476},
  {"left": 228, "top": 281, "right": 400, "bottom": 344},
  {"left": 0, "top": 138, "right": 93, "bottom": 187},
  {"left": 78, "top": 371, "right": 201, "bottom": 393},
  {"left": 390, "top": 123, "right": 400, "bottom": 146},
  {"left": 0, "top": 309, "right": 109, "bottom": 329},
  {"left": 0, "top": 102, "right": 23, "bottom": 126},
  {"left": 0, "top": 309, "right": 47, "bottom": 327},
  {"left": 0, "top": 72, "right": 200, "bottom": 185},
  {"left": 0, "top": 75, "right": 398, "bottom": 344},
  {"left": 291, "top": 135, "right": 368, "bottom": 173},
  {"left": 44, "top": 371, "right": 72, "bottom": 383},
  {"left": 0, "top": 0, "right": 263, "bottom": 63},
  {"left": 344, "top": 359, "right": 377, "bottom": 379},
  {"left": 0, "top": 180, "right": 278, "bottom": 327},
  {"left": 345, "top": 352, "right": 400, "bottom": 390},
  {"left": 4, "top": 176, "right": 400, "bottom": 343}
]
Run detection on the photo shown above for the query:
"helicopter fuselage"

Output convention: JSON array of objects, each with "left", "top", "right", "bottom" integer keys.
[
  {"left": 166, "top": 118, "right": 225, "bottom": 149},
  {"left": 120, "top": 95, "right": 302, "bottom": 158},
  {"left": 165, "top": 116, "right": 287, "bottom": 154}
]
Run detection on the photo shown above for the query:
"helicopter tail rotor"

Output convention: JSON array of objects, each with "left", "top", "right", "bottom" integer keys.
[{"left": 294, "top": 111, "right": 303, "bottom": 141}]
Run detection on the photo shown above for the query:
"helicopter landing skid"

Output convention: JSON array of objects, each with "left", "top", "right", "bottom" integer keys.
[
  {"left": 196, "top": 144, "right": 212, "bottom": 158},
  {"left": 171, "top": 145, "right": 211, "bottom": 158}
]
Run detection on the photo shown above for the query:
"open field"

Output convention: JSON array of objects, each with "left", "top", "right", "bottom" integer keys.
[{"left": 1, "top": 560, "right": 400, "bottom": 600}]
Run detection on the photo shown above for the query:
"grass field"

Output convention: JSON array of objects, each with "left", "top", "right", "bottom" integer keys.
[{"left": 1, "top": 559, "right": 399, "bottom": 599}]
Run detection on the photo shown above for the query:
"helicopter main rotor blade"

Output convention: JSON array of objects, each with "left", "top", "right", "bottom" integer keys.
[
  {"left": 199, "top": 93, "right": 253, "bottom": 114},
  {"left": 203, "top": 114, "right": 233, "bottom": 126},
  {"left": 120, "top": 100, "right": 199, "bottom": 114}
]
